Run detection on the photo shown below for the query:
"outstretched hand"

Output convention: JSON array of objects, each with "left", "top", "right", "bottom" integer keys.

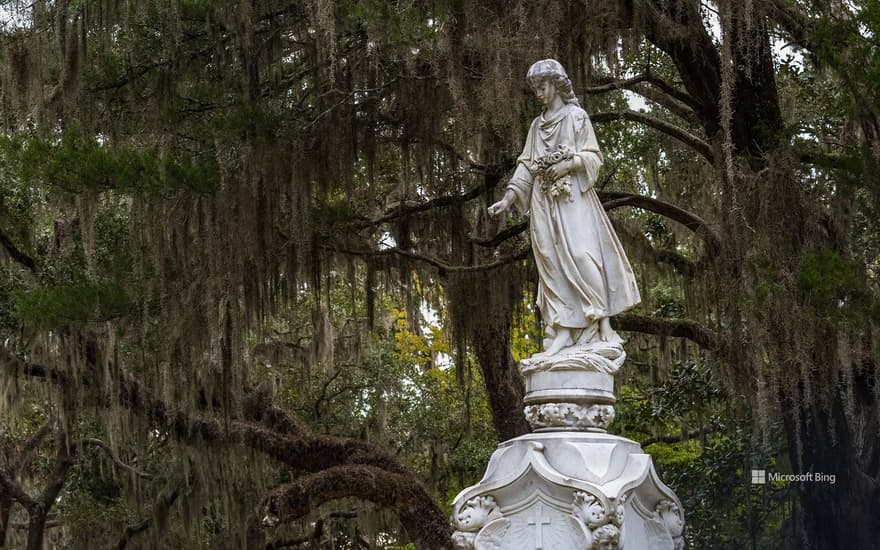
[
  {"left": 488, "top": 198, "right": 511, "bottom": 216},
  {"left": 488, "top": 188, "right": 517, "bottom": 216}
]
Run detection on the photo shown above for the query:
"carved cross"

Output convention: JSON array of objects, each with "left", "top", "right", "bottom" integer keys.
[{"left": 527, "top": 504, "right": 552, "bottom": 549}]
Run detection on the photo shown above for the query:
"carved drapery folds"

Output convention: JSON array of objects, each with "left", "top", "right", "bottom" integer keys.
[
  {"left": 519, "top": 343, "right": 626, "bottom": 376},
  {"left": 454, "top": 59, "right": 682, "bottom": 550}
]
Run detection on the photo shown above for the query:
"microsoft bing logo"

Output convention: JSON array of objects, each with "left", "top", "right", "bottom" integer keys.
[{"left": 750, "top": 469, "right": 836, "bottom": 485}]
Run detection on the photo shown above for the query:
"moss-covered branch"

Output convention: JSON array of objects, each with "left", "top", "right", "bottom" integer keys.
[
  {"left": 261, "top": 465, "right": 451, "bottom": 550},
  {"left": 598, "top": 191, "right": 722, "bottom": 253},
  {"left": 0, "top": 136, "right": 219, "bottom": 195},
  {"left": 5, "top": 351, "right": 452, "bottom": 545},
  {"left": 583, "top": 72, "right": 701, "bottom": 114},
  {"left": 112, "top": 483, "right": 185, "bottom": 550},
  {"left": 612, "top": 314, "right": 720, "bottom": 351},
  {"left": 591, "top": 110, "right": 715, "bottom": 163},
  {"left": 323, "top": 243, "right": 531, "bottom": 276},
  {"left": 0, "top": 227, "right": 37, "bottom": 272}
]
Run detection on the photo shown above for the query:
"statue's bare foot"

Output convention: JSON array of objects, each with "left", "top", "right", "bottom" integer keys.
[
  {"left": 598, "top": 317, "right": 622, "bottom": 345},
  {"left": 537, "top": 327, "right": 573, "bottom": 357}
]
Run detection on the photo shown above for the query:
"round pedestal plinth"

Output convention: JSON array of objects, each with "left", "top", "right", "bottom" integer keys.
[{"left": 520, "top": 346, "right": 622, "bottom": 431}]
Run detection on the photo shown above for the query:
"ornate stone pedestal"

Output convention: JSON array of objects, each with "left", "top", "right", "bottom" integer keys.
[{"left": 451, "top": 343, "right": 684, "bottom": 549}]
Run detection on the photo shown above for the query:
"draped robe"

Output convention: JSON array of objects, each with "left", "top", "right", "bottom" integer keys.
[{"left": 507, "top": 103, "right": 641, "bottom": 331}]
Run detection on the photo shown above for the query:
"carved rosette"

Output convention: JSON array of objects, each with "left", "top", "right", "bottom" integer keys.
[
  {"left": 572, "top": 491, "right": 627, "bottom": 549},
  {"left": 524, "top": 402, "right": 616, "bottom": 431}
]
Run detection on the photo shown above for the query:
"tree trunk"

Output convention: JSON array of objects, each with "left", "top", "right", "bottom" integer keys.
[
  {"left": 26, "top": 504, "right": 47, "bottom": 550},
  {"left": 0, "top": 495, "right": 10, "bottom": 547},
  {"left": 469, "top": 290, "right": 530, "bottom": 442},
  {"left": 783, "top": 375, "right": 880, "bottom": 549}
]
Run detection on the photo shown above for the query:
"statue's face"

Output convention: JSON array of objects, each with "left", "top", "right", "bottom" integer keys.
[
  {"left": 457, "top": 507, "right": 486, "bottom": 529},
  {"left": 533, "top": 79, "right": 558, "bottom": 107}
]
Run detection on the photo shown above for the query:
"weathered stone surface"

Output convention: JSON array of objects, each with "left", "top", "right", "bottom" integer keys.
[
  {"left": 451, "top": 434, "right": 684, "bottom": 550},
  {"left": 471, "top": 58, "right": 684, "bottom": 549}
]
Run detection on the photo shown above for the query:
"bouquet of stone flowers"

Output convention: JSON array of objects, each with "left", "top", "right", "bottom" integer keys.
[{"left": 534, "top": 144, "right": 574, "bottom": 200}]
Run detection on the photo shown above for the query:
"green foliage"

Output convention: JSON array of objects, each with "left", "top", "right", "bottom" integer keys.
[
  {"left": 511, "top": 295, "right": 542, "bottom": 361},
  {"left": 1, "top": 0, "right": 878, "bottom": 547},
  {"left": 211, "top": 104, "right": 284, "bottom": 143},
  {"left": 0, "top": 135, "right": 219, "bottom": 195},
  {"left": 13, "top": 279, "right": 134, "bottom": 328},
  {"left": 94, "top": 196, "right": 134, "bottom": 277},
  {"left": 798, "top": 249, "right": 863, "bottom": 307},
  {"left": 0, "top": 267, "right": 26, "bottom": 331},
  {"left": 617, "top": 359, "right": 788, "bottom": 549},
  {"left": 650, "top": 282, "right": 686, "bottom": 318}
]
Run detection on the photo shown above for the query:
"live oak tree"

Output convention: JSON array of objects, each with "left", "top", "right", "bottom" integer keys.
[{"left": 0, "top": 1, "right": 878, "bottom": 549}]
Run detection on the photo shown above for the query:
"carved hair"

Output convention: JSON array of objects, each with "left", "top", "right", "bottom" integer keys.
[
  {"left": 526, "top": 59, "right": 581, "bottom": 107},
  {"left": 593, "top": 523, "right": 621, "bottom": 543}
]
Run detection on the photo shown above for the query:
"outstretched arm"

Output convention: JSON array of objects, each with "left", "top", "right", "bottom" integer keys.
[{"left": 488, "top": 188, "right": 517, "bottom": 216}]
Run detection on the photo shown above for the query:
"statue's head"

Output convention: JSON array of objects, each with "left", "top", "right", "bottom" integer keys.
[
  {"left": 456, "top": 495, "right": 497, "bottom": 531},
  {"left": 526, "top": 59, "right": 580, "bottom": 107}
]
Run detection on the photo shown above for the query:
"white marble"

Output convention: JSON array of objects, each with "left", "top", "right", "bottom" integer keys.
[
  {"left": 489, "top": 59, "right": 640, "bottom": 358},
  {"left": 451, "top": 433, "right": 684, "bottom": 550},
  {"left": 463, "top": 59, "right": 684, "bottom": 549}
]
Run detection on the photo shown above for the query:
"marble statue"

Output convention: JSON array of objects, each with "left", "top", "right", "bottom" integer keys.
[
  {"left": 452, "top": 59, "right": 683, "bottom": 550},
  {"left": 489, "top": 59, "right": 640, "bottom": 357}
]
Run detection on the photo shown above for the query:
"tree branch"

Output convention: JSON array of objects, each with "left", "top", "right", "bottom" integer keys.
[
  {"left": 628, "top": 82, "right": 701, "bottom": 126},
  {"left": 639, "top": 72, "right": 704, "bottom": 113},
  {"left": 766, "top": 0, "right": 819, "bottom": 58},
  {"left": 0, "top": 467, "right": 36, "bottom": 508},
  {"left": 112, "top": 483, "right": 184, "bottom": 550},
  {"left": 323, "top": 243, "right": 530, "bottom": 276},
  {"left": 630, "top": 0, "right": 723, "bottom": 133},
  {"left": 81, "top": 438, "right": 153, "bottom": 480},
  {"left": 598, "top": 191, "right": 721, "bottom": 253},
  {"left": 40, "top": 437, "right": 75, "bottom": 510},
  {"left": 241, "top": 390, "right": 304, "bottom": 436},
  {"left": 582, "top": 73, "right": 654, "bottom": 93},
  {"left": 0, "top": 227, "right": 37, "bottom": 272},
  {"left": 591, "top": 110, "right": 715, "bottom": 163},
  {"left": 357, "top": 174, "right": 502, "bottom": 230},
  {"left": 612, "top": 314, "right": 719, "bottom": 350},
  {"left": 471, "top": 221, "right": 528, "bottom": 247},
  {"left": 613, "top": 223, "right": 698, "bottom": 277},
  {"left": 23, "top": 436, "right": 75, "bottom": 550},
  {"left": 5, "top": 355, "right": 450, "bottom": 547},
  {"left": 5, "top": 356, "right": 410, "bottom": 480},
  {"left": 407, "top": 137, "right": 488, "bottom": 171},
  {"left": 583, "top": 72, "right": 701, "bottom": 113},
  {"left": 261, "top": 465, "right": 451, "bottom": 550},
  {"left": 12, "top": 422, "right": 54, "bottom": 477}
]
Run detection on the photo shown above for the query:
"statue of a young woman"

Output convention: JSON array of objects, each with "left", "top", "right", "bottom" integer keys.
[{"left": 489, "top": 59, "right": 640, "bottom": 357}]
